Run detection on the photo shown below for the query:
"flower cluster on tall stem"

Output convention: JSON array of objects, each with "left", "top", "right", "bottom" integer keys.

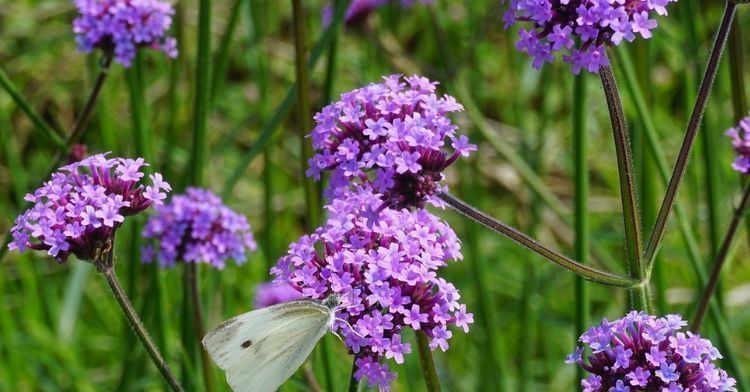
[
  {"left": 567, "top": 312, "right": 736, "bottom": 391},
  {"left": 272, "top": 190, "right": 472, "bottom": 389},
  {"left": 141, "top": 187, "right": 257, "bottom": 269},
  {"left": 504, "top": 0, "right": 678, "bottom": 73},
  {"left": 9, "top": 153, "right": 170, "bottom": 264},
  {"left": 73, "top": 0, "right": 178, "bottom": 66},
  {"left": 308, "top": 74, "right": 475, "bottom": 212}
]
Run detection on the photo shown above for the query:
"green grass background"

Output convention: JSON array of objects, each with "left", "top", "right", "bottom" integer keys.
[{"left": 1, "top": 0, "right": 750, "bottom": 390}]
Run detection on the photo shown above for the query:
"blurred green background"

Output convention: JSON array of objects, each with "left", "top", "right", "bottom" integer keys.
[{"left": 1, "top": 0, "right": 749, "bottom": 390}]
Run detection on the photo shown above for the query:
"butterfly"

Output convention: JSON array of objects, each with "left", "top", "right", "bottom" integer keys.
[{"left": 202, "top": 294, "right": 342, "bottom": 392}]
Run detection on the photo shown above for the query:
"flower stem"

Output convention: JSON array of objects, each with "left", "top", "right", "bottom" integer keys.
[
  {"left": 691, "top": 182, "right": 750, "bottom": 332},
  {"left": 415, "top": 330, "right": 441, "bottom": 392},
  {"left": 438, "top": 192, "right": 639, "bottom": 288},
  {"left": 291, "top": 0, "right": 321, "bottom": 231},
  {"left": 572, "top": 72, "right": 589, "bottom": 387},
  {"left": 101, "top": 255, "right": 182, "bottom": 391},
  {"left": 68, "top": 54, "right": 113, "bottom": 150},
  {"left": 186, "top": 263, "right": 215, "bottom": 392},
  {"left": 347, "top": 356, "right": 360, "bottom": 392},
  {"left": 644, "top": 0, "right": 738, "bottom": 267}
]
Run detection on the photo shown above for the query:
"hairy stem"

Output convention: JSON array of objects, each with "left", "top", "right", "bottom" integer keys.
[
  {"left": 101, "top": 250, "right": 182, "bottom": 391},
  {"left": 348, "top": 356, "right": 361, "bottom": 392},
  {"left": 692, "top": 182, "right": 750, "bottom": 331},
  {"left": 439, "top": 192, "right": 639, "bottom": 287},
  {"left": 644, "top": 1, "right": 737, "bottom": 266},
  {"left": 416, "top": 331, "right": 442, "bottom": 392}
]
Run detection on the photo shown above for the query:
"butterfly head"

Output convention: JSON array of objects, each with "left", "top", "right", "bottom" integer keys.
[{"left": 321, "top": 294, "right": 341, "bottom": 310}]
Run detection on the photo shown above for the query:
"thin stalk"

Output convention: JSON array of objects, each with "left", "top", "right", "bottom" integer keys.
[
  {"left": 438, "top": 192, "right": 638, "bottom": 287},
  {"left": 728, "top": 17, "right": 747, "bottom": 122},
  {"left": 187, "top": 0, "right": 215, "bottom": 391},
  {"left": 210, "top": 0, "right": 244, "bottom": 107},
  {"left": 616, "top": 47, "right": 749, "bottom": 389},
  {"left": 415, "top": 331, "right": 441, "bottom": 392},
  {"left": 0, "top": 66, "right": 65, "bottom": 148},
  {"left": 598, "top": 65, "right": 648, "bottom": 310},
  {"left": 348, "top": 357, "right": 361, "bottom": 392},
  {"left": 221, "top": 0, "right": 353, "bottom": 198},
  {"left": 291, "top": 0, "right": 321, "bottom": 230},
  {"left": 67, "top": 54, "right": 113, "bottom": 150},
  {"left": 100, "top": 253, "right": 182, "bottom": 391},
  {"left": 572, "top": 73, "right": 589, "bottom": 387},
  {"left": 692, "top": 182, "right": 750, "bottom": 331},
  {"left": 644, "top": 1, "right": 738, "bottom": 266}
]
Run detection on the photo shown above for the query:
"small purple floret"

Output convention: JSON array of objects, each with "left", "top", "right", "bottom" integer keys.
[
  {"left": 253, "top": 282, "right": 303, "bottom": 309},
  {"left": 567, "top": 311, "right": 737, "bottom": 391},
  {"left": 726, "top": 113, "right": 750, "bottom": 174},
  {"left": 141, "top": 187, "right": 257, "bottom": 269}
]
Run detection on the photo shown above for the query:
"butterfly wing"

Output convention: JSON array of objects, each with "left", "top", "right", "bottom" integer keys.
[{"left": 202, "top": 300, "right": 334, "bottom": 392}]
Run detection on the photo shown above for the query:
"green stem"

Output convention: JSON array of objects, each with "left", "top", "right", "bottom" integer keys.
[
  {"left": 101, "top": 254, "right": 183, "bottom": 391},
  {"left": 291, "top": 0, "right": 321, "bottom": 230},
  {"left": 438, "top": 192, "right": 638, "bottom": 287},
  {"left": 572, "top": 73, "right": 589, "bottom": 386},
  {"left": 692, "top": 182, "right": 750, "bottom": 331},
  {"left": 210, "top": 0, "right": 244, "bottom": 107},
  {"left": 221, "top": 0, "right": 353, "bottom": 198},
  {"left": 190, "top": 0, "right": 212, "bottom": 186},
  {"left": 415, "top": 331, "right": 441, "bottom": 392},
  {"left": 68, "top": 54, "right": 113, "bottom": 150},
  {"left": 598, "top": 65, "right": 648, "bottom": 309},
  {"left": 0, "top": 66, "right": 65, "bottom": 148},
  {"left": 186, "top": 263, "right": 215, "bottom": 392},
  {"left": 644, "top": 1, "right": 737, "bottom": 267}
]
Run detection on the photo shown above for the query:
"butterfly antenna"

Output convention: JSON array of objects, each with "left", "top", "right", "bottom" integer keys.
[{"left": 335, "top": 317, "right": 364, "bottom": 339}]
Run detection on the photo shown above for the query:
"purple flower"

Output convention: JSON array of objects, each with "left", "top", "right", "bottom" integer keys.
[
  {"left": 141, "top": 187, "right": 257, "bottom": 269},
  {"left": 567, "top": 311, "right": 737, "bottom": 391},
  {"left": 504, "top": 0, "right": 678, "bottom": 74},
  {"left": 73, "top": 0, "right": 178, "bottom": 67},
  {"left": 9, "top": 153, "right": 169, "bottom": 263},
  {"left": 253, "top": 282, "right": 303, "bottom": 308},
  {"left": 308, "top": 74, "right": 474, "bottom": 211},
  {"left": 726, "top": 113, "right": 750, "bottom": 174},
  {"left": 271, "top": 196, "right": 470, "bottom": 388},
  {"left": 323, "top": 0, "right": 432, "bottom": 28}
]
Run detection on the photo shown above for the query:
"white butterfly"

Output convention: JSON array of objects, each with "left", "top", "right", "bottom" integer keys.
[{"left": 202, "top": 295, "right": 341, "bottom": 392}]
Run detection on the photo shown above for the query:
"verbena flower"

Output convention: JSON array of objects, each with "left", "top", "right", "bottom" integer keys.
[
  {"left": 8, "top": 153, "right": 170, "bottom": 263},
  {"left": 308, "top": 74, "right": 475, "bottom": 212},
  {"left": 726, "top": 113, "right": 750, "bottom": 174},
  {"left": 73, "top": 0, "right": 178, "bottom": 67},
  {"left": 504, "top": 0, "right": 677, "bottom": 74},
  {"left": 566, "top": 311, "right": 736, "bottom": 391},
  {"left": 141, "top": 187, "right": 257, "bottom": 269},
  {"left": 271, "top": 194, "right": 471, "bottom": 389},
  {"left": 253, "top": 282, "right": 303, "bottom": 308},
  {"left": 323, "top": 0, "right": 432, "bottom": 27}
]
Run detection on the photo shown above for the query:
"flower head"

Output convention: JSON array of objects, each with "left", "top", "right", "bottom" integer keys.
[
  {"left": 567, "top": 312, "right": 736, "bottom": 391},
  {"left": 504, "top": 0, "right": 677, "bottom": 74},
  {"left": 253, "top": 282, "right": 303, "bottom": 309},
  {"left": 73, "top": 0, "right": 178, "bottom": 67},
  {"left": 9, "top": 153, "right": 169, "bottom": 263},
  {"left": 726, "top": 113, "right": 750, "bottom": 174},
  {"left": 271, "top": 196, "right": 470, "bottom": 388},
  {"left": 141, "top": 187, "right": 257, "bottom": 269},
  {"left": 308, "top": 74, "right": 474, "bottom": 212}
]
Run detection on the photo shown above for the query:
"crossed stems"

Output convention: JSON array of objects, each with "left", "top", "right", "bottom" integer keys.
[{"left": 444, "top": 0, "right": 741, "bottom": 299}]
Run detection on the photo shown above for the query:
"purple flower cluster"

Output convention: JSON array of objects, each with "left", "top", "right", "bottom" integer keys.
[
  {"left": 504, "top": 0, "right": 677, "bottom": 74},
  {"left": 141, "top": 187, "right": 257, "bottom": 269},
  {"left": 8, "top": 153, "right": 170, "bottom": 263},
  {"left": 323, "top": 0, "right": 432, "bottom": 27},
  {"left": 726, "top": 114, "right": 750, "bottom": 174},
  {"left": 272, "top": 194, "right": 472, "bottom": 389},
  {"left": 73, "top": 0, "right": 178, "bottom": 67},
  {"left": 308, "top": 74, "right": 475, "bottom": 212},
  {"left": 566, "top": 312, "right": 736, "bottom": 391},
  {"left": 253, "top": 282, "right": 303, "bottom": 309}
]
